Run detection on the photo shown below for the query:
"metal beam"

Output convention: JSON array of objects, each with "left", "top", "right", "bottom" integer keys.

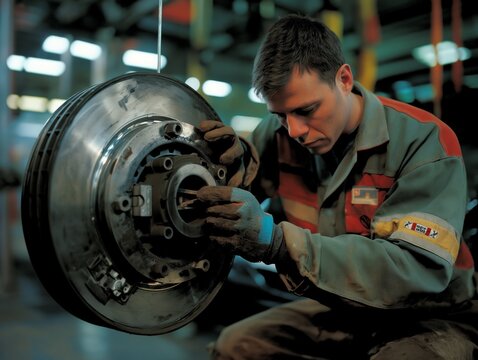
[{"left": 0, "top": 0, "right": 15, "bottom": 294}]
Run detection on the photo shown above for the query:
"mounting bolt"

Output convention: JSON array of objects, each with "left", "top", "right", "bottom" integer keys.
[
  {"left": 152, "top": 156, "right": 173, "bottom": 171},
  {"left": 112, "top": 196, "right": 131, "bottom": 213},
  {"left": 163, "top": 122, "right": 183, "bottom": 138},
  {"left": 151, "top": 225, "right": 174, "bottom": 239}
]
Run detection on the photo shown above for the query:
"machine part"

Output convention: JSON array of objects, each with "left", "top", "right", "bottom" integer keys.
[{"left": 21, "top": 72, "right": 235, "bottom": 335}]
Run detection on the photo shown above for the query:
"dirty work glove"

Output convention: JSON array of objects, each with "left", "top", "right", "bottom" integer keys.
[
  {"left": 197, "top": 186, "right": 283, "bottom": 263},
  {"left": 198, "top": 120, "right": 259, "bottom": 188}
]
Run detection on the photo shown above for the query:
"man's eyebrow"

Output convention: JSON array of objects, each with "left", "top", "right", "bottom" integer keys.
[{"left": 269, "top": 101, "right": 319, "bottom": 114}]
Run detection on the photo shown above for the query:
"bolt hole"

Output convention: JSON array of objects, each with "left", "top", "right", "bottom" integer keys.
[
  {"left": 173, "top": 124, "right": 182, "bottom": 135},
  {"left": 179, "top": 269, "right": 190, "bottom": 278},
  {"left": 216, "top": 168, "right": 226, "bottom": 180},
  {"left": 164, "top": 227, "right": 173, "bottom": 239},
  {"left": 163, "top": 157, "right": 173, "bottom": 170}
]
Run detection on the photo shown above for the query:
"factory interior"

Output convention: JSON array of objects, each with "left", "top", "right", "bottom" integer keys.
[{"left": 1, "top": 0, "right": 478, "bottom": 359}]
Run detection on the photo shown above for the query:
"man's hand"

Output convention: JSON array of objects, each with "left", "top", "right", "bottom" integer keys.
[
  {"left": 197, "top": 186, "right": 283, "bottom": 263},
  {"left": 198, "top": 120, "right": 259, "bottom": 188}
]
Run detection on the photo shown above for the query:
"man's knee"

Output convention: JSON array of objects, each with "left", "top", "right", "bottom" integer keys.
[
  {"left": 370, "top": 321, "right": 477, "bottom": 360},
  {"left": 370, "top": 337, "right": 446, "bottom": 360},
  {"left": 209, "top": 320, "right": 277, "bottom": 359}
]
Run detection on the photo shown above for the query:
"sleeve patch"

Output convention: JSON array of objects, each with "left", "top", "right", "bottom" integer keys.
[
  {"left": 373, "top": 212, "right": 459, "bottom": 264},
  {"left": 404, "top": 221, "right": 439, "bottom": 239}
]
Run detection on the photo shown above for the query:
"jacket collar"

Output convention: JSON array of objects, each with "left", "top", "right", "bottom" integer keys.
[
  {"left": 353, "top": 82, "right": 389, "bottom": 152},
  {"left": 320, "top": 82, "right": 389, "bottom": 200}
]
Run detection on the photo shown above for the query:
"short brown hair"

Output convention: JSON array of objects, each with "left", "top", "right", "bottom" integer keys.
[{"left": 252, "top": 14, "right": 345, "bottom": 99}]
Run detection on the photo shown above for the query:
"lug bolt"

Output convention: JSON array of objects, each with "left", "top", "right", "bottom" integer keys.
[
  {"left": 112, "top": 196, "right": 131, "bottom": 213},
  {"left": 163, "top": 122, "right": 182, "bottom": 138},
  {"left": 151, "top": 225, "right": 174, "bottom": 239}
]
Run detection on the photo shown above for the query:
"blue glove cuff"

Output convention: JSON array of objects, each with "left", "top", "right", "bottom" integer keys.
[{"left": 258, "top": 213, "right": 274, "bottom": 246}]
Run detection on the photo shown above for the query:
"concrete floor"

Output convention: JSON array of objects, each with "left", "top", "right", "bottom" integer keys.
[{"left": 0, "top": 261, "right": 220, "bottom": 360}]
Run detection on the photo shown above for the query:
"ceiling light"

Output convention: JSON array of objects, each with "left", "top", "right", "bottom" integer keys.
[
  {"left": 414, "top": 84, "right": 434, "bottom": 102},
  {"left": 70, "top": 40, "right": 102, "bottom": 60},
  {"left": 392, "top": 81, "right": 414, "bottom": 103},
  {"left": 18, "top": 95, "right": 48, "bottom": 112},
  {"left": 6, "top": 55, "right": 26, "bottom": 71},
  {"left": 185, "top": 77, "right": 200, "bottom": 91},
  {"left": 230, "top": 115, "right": 262, "bottom": 133},
  {"left": 122, "top": 50, "right": 167, "bottom": 70},
  {"left": 248, "top": 88, "right": 265, "bottom": 103},
  {"left": 42, "top": 35, "right": 70, "bottom": 54},
  {"left": 202, "top": 80, "right": 232, "bottom": 97},
  {"left": 23, "top": 57, "right": 65, "bottom": 76},
  {"left": 6, "top": 94, "right": 19, "bottom": 109},
  {"left": 412, "top": 41, "right": 471, "bottom": 67},
  {"left": 49, "top": 98, "right": 66, "bottom": 113}
]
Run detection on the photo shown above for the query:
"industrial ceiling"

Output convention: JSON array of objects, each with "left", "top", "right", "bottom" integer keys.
[{"left": 7, "top": 0, "right": 478, "bottom": 119}]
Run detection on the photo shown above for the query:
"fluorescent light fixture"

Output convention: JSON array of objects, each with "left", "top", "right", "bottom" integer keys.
[
  {"left": 7, "top": 93, "right": 66, "bottom": 113},
  {"left": 6, "top": 94, "right": 19, "bottom": 109},
  {"left": 230, "top": 115, "right": 262, "bottom": 133},
  {"left": 202, "top": 80, "right": 232, "bottom": 97},
  {"left": 70, "top": 40, "right": 102, "bottom": 60},
  {"left": 49, "top": 98, "right": 66, "bottom": 113},
  {"left": 122, "top": 50, "right": 167, "bottom": 70},
  {"left": 8, "top": 55, "right": 65, "bottom": 76},
  {"left": 412, "top": 41, "right": 471, "bottom": 67},
  {"left": 185, "top": 77, "right": 200, "bottom": 91},
  {"left": 414, "top": 84, "right": 434, "bottom": 102},
  {"left": 24, "top": 57, "right": 65, "bottom": 76},
  {"left": 6, "top": 55, "right": 26, "bottom": 71},
  {"left": 248, "top": 88, "right": 265, "bottom": 103},
  {"left": 18, "top": 95, "right": 48, "bottom": 112},
  {"left": 42, "top": 35, "right": 70, "bottom": 54},
  {"left": 392, "top": 80, "right": 414, "bottom": 103}
]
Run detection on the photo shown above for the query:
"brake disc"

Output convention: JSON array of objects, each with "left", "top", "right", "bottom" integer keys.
[{"left": 21, "top": 72, "right": 234, "bottom": 335}]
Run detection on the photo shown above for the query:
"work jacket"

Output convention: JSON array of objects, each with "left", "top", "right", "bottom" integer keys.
[{"left": 249, "top": 82, "right": 476, "bottom": 310}]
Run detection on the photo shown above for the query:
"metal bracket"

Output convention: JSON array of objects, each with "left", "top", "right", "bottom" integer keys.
[
  {"left": 151, "top": 258, "right": 210, "bottom": 284},
  {"left": 86, "top": 254, "right": 135, "bottom": 305}
]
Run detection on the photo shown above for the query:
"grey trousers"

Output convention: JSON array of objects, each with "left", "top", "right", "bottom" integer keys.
[{"left": 209, "top": 299, "right": 478, "bottom": 360}]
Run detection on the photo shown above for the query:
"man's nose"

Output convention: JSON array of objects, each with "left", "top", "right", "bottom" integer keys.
[{"left": 287, "top": 115, "right": 308, "bottom": 140}]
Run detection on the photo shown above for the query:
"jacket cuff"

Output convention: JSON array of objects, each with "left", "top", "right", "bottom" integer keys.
[{"left": 273, "top": 222, "right": 315, "bottom": 296}]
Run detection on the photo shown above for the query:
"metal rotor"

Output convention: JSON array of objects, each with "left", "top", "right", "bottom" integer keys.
[{"left": 21, "top": 72, "right": 234, "bottom": 335}]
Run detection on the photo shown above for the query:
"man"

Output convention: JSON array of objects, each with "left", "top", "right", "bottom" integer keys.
[{"left": 198, "top": 14, "right": 478, "bottom": 359}]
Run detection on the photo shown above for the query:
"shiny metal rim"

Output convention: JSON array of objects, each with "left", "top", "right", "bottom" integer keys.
[{"left": 22, "top": 72, "right": 234, "bottom": 335}]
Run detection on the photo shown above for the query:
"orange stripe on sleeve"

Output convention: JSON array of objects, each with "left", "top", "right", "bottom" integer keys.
[{"left": 378, "top": 96, "right": 462, "bottom": 157}]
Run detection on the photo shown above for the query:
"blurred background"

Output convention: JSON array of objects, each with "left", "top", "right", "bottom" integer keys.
[{"left": 1, "top": 0, "right": 478, "bottom": 359}]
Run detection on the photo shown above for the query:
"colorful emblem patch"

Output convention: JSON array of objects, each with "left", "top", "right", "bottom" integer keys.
[
  {"left": 351, "top": 186, "right": 378, "bottom": 205},
  {"left": 404, "top": 221, "right": 439, "bottom": 239}
]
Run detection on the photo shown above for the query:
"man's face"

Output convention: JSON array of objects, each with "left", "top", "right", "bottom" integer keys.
[{"left": 266, "top": 65, "right": 355, "bottom": 155}]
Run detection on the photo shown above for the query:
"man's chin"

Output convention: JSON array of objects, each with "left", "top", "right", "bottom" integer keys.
[
  {"left": 307, "top": 145, "right": 330, "bottom": 155},
  {"left": 297, "top": 138, "right": 331, "bottom": 155}
]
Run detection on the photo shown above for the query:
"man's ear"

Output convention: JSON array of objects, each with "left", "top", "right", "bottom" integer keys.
[{"left": 336, "top": 64, "right": 354, "bottom": 92}]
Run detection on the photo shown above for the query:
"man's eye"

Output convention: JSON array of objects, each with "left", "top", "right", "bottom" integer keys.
[{"left": 295, "top": 107, "right": 314, "bottom": 116}]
